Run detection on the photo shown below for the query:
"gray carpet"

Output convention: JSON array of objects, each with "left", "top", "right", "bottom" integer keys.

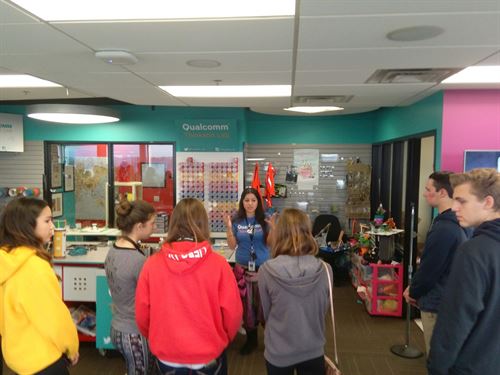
[{"left": 2, "top": 284, "right": 427, "bottom": 374}]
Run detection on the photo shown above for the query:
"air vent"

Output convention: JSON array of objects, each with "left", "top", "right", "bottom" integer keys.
[
  {"left": 294, "top": 95, "right": 353, "bottom": 105},
  {"left": 366, "top": 68, "right": 461, "bottom": 84}
]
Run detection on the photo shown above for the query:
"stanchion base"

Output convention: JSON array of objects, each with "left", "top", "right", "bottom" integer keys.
[{"left": 390, "top": 344, "right": 423, "bottom": 359}]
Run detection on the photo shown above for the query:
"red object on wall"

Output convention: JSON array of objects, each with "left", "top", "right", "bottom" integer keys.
[
  {"left": 265, "top": 162, "right": 276, "bottom": 207},
  {"left": 251, "top": 162, "right": 263, "bottom": 204}
]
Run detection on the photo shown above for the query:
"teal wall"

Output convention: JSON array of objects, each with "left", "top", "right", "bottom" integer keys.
[
  {"left": 0, "top": 105, "right": 247, "bottom": 151},
  {"left": 244, "top": 110, "right": 376, "bottom": 144},
  {"left": 373, "top": 92, "right": 444, "bottom": 167},
  {"left": 1, "top": 94, "right": 443, "bottom": 153}
]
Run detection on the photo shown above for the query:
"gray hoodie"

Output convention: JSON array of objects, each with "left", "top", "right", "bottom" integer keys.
[{"left": 258, "top": 255, "right": 332, "bottom": 367}]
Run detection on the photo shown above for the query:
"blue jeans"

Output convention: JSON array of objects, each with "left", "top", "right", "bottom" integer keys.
[{"left": 157, "top": 351, "right": 227, "bottom": 375}]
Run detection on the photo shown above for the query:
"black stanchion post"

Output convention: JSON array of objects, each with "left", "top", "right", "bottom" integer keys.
[{"left": 390, "top": 203, "right": 423, "bottom": 359}]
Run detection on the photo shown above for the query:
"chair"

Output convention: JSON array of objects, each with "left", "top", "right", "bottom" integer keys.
[
  {"left": 312, "top": 214, "right": 347, "bottom": 245},
  {"left": 312, "top": 214, "right": 350, "bottom": 285}
]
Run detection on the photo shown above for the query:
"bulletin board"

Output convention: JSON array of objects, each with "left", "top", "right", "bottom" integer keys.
[{"left": 176, "top": 152, "right": 244, "bottom": 233}]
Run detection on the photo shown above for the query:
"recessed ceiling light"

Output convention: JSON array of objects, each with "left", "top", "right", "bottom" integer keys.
[
  {"left": 186, "top": 59, "right": 221, "bottom": 68},
  {"left": 284, "top": 106, "right": 344, "bottom": 114},
  {"left": 10, "top": 0, "right": 295, "bottom": 21},
  {"left": 26, "top": 104, "right": 120, "bottom": 124},
  {"left": 386, "top": 26, "right": 444, "bottom": 42},
  {"left": 160, "top": 85, "right": 291, "bottom": 97},
  {"left": 0, "top": 74, "right": 61, "bottom": 88},
  {"left": 442, "top": 65, "right": 500, "bottom": 83}
]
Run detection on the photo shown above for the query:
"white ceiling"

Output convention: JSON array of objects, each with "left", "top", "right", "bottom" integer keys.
[{"left": 1, "top": 0, "right": 499, "bottom": 116}]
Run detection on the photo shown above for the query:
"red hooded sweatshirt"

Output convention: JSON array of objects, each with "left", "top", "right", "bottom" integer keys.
[{"left": 135, "top": 240, "right": 242, "bottom": 364}]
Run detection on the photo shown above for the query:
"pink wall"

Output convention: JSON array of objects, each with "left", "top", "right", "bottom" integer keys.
[{"left": 442, "top": 90, "right": 500, "bottom": 172}]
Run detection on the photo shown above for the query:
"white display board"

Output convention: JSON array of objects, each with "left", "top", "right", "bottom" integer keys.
[
  {"left": 176, "top": 152, "right": 244, "bottom": 232},
  {"left": 0, "top": 113, "right": 24, "bottom": 152}
]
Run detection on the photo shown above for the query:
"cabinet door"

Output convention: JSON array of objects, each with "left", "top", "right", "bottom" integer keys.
[{"left": 63, "top": 266, "right": 99, "bottom": 301}]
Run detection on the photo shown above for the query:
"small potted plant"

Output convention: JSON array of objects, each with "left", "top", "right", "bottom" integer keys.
[{"left": 373, "top": 203, "right": 386, "bottom": 227}]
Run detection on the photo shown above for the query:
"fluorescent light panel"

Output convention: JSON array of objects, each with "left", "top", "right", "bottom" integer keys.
[
  {"left": 11, "top": 0, "right": 295, "bottom": 21},
  {"left": 443, "top": 66, "right": 500, "bottom": 83},
  {"left": 26, "top": 104, "right": 120, "bottom": 124},
  {"left": 28, "top": 113, "right": 119, "bottom": 124},
  {"left": 284, "top": 106, "right": 344, "bottom": 114},
  {"left": 0, "top": 74, "right": 61, "bottom": 88},
  {"left": 160, "top": 85, "right": 291, "bottom": 98}
]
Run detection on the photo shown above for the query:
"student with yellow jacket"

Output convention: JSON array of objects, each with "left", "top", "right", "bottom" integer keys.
[{"left": 0, "top": 197, "right": 79, "bottom": 375}]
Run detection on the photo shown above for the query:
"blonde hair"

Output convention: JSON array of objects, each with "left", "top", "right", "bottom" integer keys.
[
  {"left": 451, "top": 168, "right": 500, "bottom": 212},
  {"left": 166, "top": 198, "right": 210, "bottom": 243},
  {"left": 271, "top": 208, "right": 318, "bottom": 257}
]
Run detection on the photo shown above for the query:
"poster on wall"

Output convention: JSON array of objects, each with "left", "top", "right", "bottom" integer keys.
[
  {"left": 51, "top": 193, "right": 63, "bottom": 217},
  {"left": 141, "top": 163, "right": 165, "bottom": 187},
  {"left": 64, "top": 165, "right": 75, "bottom": 192},
  {"left": 75, "top": 157, "right": 107, "bottom": 220},
  {"left": 0, "top": 113, "right": 23, "bottom": 152},
  {"left": 51, "top": 161, "right": 62, "bottom": 189},
  {"left": 293, "top": 149, "right": 319, "bottom": 190}
]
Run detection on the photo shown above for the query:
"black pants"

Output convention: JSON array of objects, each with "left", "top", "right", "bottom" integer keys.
[
  {"left": 265, "top": 355, "right": 325, "bottom": 375},
  {"left": 157, "top": 351, "right": 227, "bottom": 375},
  {"left": 34, "top": 356, "right": 69, "bottom": 375}
]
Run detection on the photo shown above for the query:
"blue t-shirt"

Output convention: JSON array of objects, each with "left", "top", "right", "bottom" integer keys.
[{"left": 232, "top": 216, "right": 269, "bottom": 267}]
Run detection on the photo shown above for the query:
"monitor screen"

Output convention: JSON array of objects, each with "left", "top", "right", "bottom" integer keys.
[{"left": 463, "top": 150, "right": 500, "bottom": 172}]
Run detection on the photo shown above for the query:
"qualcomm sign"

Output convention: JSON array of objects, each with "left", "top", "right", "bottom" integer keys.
[
  {"left": 181, "top": 121, "right": 230, "bottom": 138},
  {"left": 176, "top": 119, "right": 237, "bottom": 151}
]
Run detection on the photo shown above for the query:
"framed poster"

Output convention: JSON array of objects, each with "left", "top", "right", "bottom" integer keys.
[
  {"left": 51, "top": 161, "right": 62, "bottom": 189},
  {"left": 51, "top": 193, "right": 63, "bottom": 217},
  {"left": 64, "top": 165, "right": 75, "bottom": 192},
  {"left": 141, "top": 163, "right": 165, "bottom": 188}
]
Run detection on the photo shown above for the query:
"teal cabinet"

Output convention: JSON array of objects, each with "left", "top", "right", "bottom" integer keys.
[{"left": 96, "top": 275, "right": 115, "bottom": 349}]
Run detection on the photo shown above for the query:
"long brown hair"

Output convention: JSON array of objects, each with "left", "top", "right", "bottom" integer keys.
[
  {"left": 165, "top": 198, "right": 210, "bottom": 244},
  {"left": 235, "top": 187, "right": 268, "bottom": 238},
  {"left": 271, "top": 208, "right": 318, "bottom": 257},
  {"left": 0, "top": 197, "right": 52, "bottom": 263}
]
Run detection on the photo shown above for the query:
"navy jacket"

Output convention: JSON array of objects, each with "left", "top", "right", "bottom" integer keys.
[
  {"left": 410, "top": 209, "right": 469, "bottom": 312},
  {"left": 428, "top": 218, "right": 500, "bottom": 375}
]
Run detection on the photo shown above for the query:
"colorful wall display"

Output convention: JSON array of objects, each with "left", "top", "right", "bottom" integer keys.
[{"left": 176, "top": 152, "right": 243, "bottom": 232}]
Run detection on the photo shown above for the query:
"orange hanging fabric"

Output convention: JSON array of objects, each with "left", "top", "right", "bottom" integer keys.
[
  {"left": 251, "top": 162, "right": 263, "bottom": 204},
  {"left": 265, "top": 162, "right": 276, "bottom": 207}
]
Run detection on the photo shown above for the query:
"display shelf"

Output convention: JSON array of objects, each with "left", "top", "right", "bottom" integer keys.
[
  {"left": 350, "top": 257, "right": 403, "bottom": 317},
  {"left": 367, "top": 229, "right": 404, "bottom": 236},
  {"left": 114, "top": 181, "right": 143, "bottom": 201},
  {"left": 77, "top": 332, "right": 96, "bottom": 342},
  {"left": 366, "top": 228, "right": 404, "bottom": 262},
  {"left": 66, "top": 228, "right": 121, "bottom": 237}
]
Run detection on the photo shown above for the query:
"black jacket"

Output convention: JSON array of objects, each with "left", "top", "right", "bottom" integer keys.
[
  {"left": 428, "top": 218, "right": 500, "bottom": 375},
  {"left": 410, "top": 209, "right": 469, "bottom": 312}
]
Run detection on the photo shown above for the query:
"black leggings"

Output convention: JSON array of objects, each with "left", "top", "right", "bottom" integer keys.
[
  {"left": 265, "top": 355, "right": 325, "bottom": 375},
  {"left": 34, "top": 356, "right": 69, "bottom": 375}
]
